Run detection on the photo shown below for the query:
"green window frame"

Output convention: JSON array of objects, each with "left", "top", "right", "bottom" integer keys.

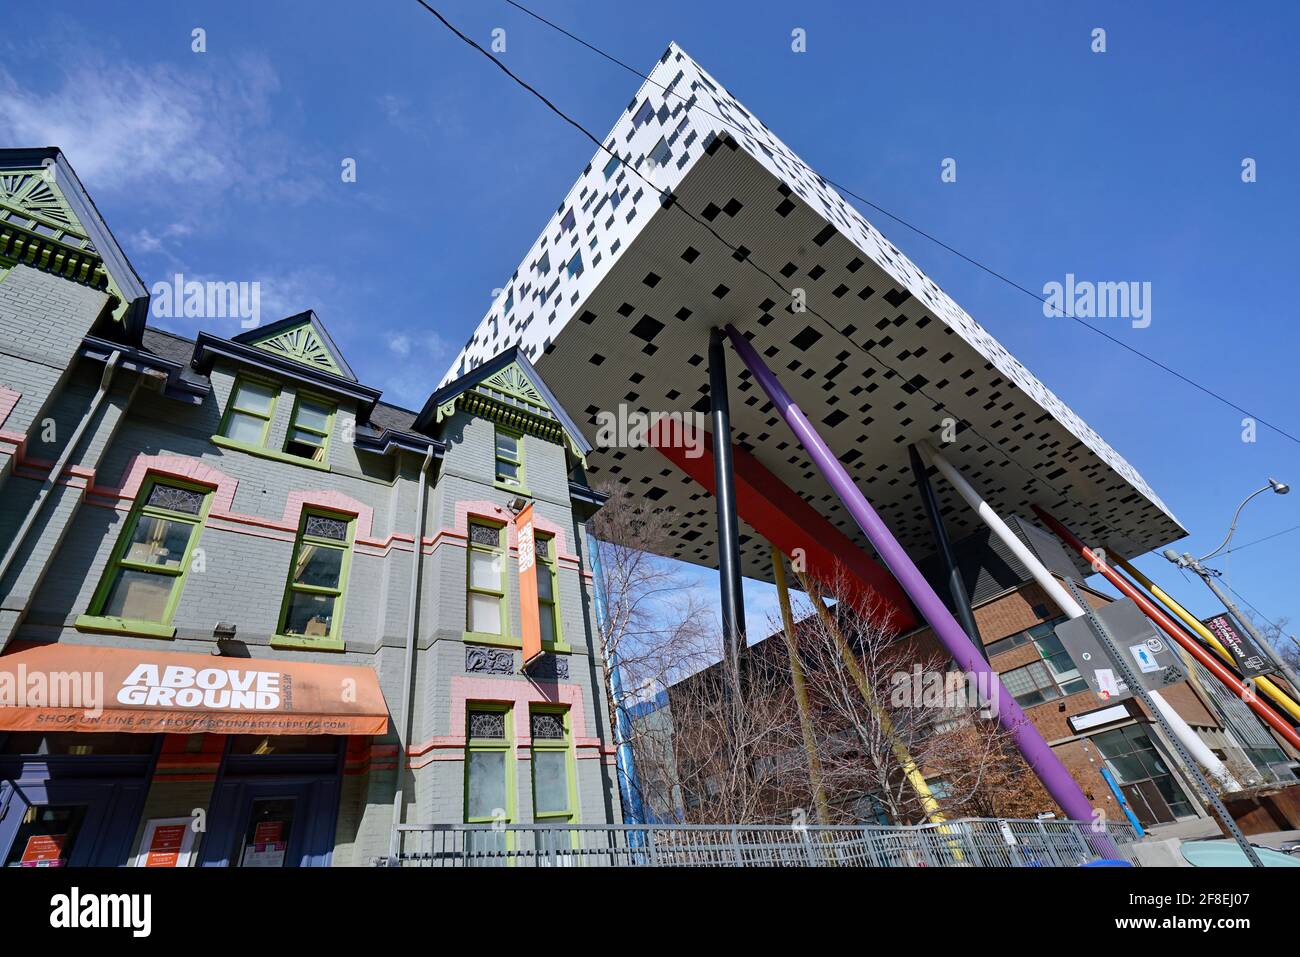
[
  {"left": 76, "top": 478, "right": 211, "bottom": 639},
  {"left": 465, "top": 520, "right": 508, "bottom": 642},
  {"left": 529, "top": 707, "right": 577, "bottom": 823},
  {"left": 283, "top": 392, "right": 335, "bottom": 464},
  {"left": 494, "top": 426, "right": 526, "bottom": 491},
  {"left": 535, "top": 533, "right": 568, "bottom": 653},
  {"left": 465, "top": 704, "right": 515, "bottom": 826},
  {"left": 272, "top": 510, "right": 354, "bottom": 651},
  {"left": 217, "top": 375, "right": 280, "bottom": 448}
]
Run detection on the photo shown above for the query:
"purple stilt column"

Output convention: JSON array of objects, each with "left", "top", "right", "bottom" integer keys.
[{"left": 723, "top": 324, "right": 1099, "bottom": 825}]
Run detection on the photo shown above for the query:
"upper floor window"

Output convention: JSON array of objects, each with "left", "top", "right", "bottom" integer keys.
[
  {"left": 466, "top": 521, "right": 506, "bottom": 638},
  {"left": 535, "top": 534, "right": 561, "bottom": 648},
  {"left": 632, "top": 99, "right": 654, "bottom": 128},
  {"left": 284, "top": 394, "right": 334, "bottom": 464},
  {"left": 275, "top": 511, "right": 353, "bottom": 648},
  {"left": 494, "top": 427, "right": 524, "bottom": 489},
  {"left": 220, "top": 377, "right": 278, "bottom": 446},
  {"left": 80, "top": 479, "right": 210, "bottom": 635},
  {"left": 602, "top": 154, "right": 621, "bottom": 179}
]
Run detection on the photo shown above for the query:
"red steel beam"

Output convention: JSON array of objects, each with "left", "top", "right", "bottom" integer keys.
[
  {"left": 649, "top": 426, "right": 916, "bottom": 631},
  {"left": 1034, "top": 506, "right": 1300, "bottom": 750}
]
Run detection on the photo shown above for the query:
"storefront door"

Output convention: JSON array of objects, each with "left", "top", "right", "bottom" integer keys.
[
  {"left": 0, "top": 733, "right": 155, "bottom": 867},
  {"left": 199, "top": 735, "right": 344, "bottom": 867}
]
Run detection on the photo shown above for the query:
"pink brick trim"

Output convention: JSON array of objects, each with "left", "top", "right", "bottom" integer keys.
[
  {"left": 405, "top": 676, "right": 601, "bottom": 768},
  {"left": 0, "top": 386, "right": 19, "bottom": 430},
  {"left": 88, "top": 453, "right": 375, "bottom": 542},
  {"left": 450, "top": 499, "right": 580, "bottom": 564}
]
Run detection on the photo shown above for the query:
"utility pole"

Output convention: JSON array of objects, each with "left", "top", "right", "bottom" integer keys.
[{"left": 1168, "top": 550, "right": 1300, "bottom": 695}]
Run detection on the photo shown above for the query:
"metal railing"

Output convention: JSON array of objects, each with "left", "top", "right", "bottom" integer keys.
[{"left": 383, "top": 817, "right": 1141, "bottom": 867}]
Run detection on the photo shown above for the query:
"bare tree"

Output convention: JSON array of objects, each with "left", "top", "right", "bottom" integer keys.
[{"left": 589, "top": 485, "right": 717, "bottom": 820}]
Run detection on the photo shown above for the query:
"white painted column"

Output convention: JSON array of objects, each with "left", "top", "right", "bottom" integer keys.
[{"left": 919, "top": 442, "right": 1240, "bottom": 792}]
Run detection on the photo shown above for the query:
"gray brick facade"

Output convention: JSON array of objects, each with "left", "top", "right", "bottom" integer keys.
[{"left": 0, "top": 158, "right": 622, "bottom": 867}]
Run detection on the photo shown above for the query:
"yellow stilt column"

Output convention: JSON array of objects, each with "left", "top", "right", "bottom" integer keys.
[
  {"left": 793, "top": 568, "right": 947, "bottom": 824},
  {"left": 1116, "top": 559, "right": 1300, "bottom": 723},
  {"left": 771, "top": 546, "right": 833, "bottom": 826}
]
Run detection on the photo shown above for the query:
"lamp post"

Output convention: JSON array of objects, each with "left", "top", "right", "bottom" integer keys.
[{"left": 1165, "top": 478, "right": 1300, "bottom": 692}]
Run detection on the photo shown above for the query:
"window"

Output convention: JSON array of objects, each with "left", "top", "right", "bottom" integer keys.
[
  {"left": 466, "top": 521, "right": 506, "bottom": 638},
  {"left": 494, "top": 427, "right": 524, "bottom": 489},
  {"left": 275, "top": 511, "right": 353, "bottom": 648},
  {"left": 466, "top": 705, "right": 513, "bottom": 824},
  {"left": 80, "top": 479, "right": 209, "bottom": 636},
  {"left": 648, "top": 137, "right": 671, "bottom": 169},
  {"left": 1093, "top": 724, "right": 1196, "bottom": 823},
  {"left": 1000, "top": 660, "right": 1063, "bottom": 708},
  {"left": 560, "top": 208, "right": 576, "bottom": 233},
  {"left": 566, "top": 252, "right": 584, "bottom": 279},
  {"left": 530, "top": 709, "right": 575, "bottom": 822},
  {"left": 632, "top": 99, "right": 654, "bottom": 128},
  {"left": 535, "top": 534, "right": 562, "bottom": 649},
  {"left": 220, "top": 377, "right": 278, "bottom": 446},
  {"left": 284, "top": 394, "right": 334, "bottom": 463},
  {"left": 602, "top": 154, "right": 621, "bottom": 179}
]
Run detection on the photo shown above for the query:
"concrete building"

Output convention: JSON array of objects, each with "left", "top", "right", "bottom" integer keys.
[{"left": 0, "top": 148, "right": 621, "bottom": 867}]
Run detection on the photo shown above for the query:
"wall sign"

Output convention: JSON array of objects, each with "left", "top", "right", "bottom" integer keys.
[
  {"left": 1201, "top": 614, "right": 1274, "bottom": 678},
  {"left": 133, "top": 817, "right": 199, "bottom": 868},
  {"left": 516, "top": 503, "right": 543, "bottom": 666}
]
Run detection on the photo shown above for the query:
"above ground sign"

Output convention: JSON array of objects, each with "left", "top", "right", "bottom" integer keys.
[
  {"left": 1054, "top": 599, "right": 1188, "bottom": 705},
  {"left": 1201, "top": 613, "right": 1274, "bottom": 678}
]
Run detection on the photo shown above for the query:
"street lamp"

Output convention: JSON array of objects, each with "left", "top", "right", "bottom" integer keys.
[
  {"left": 1165, "top": 477, "right": 1300, "bottom": 691},
  {"left": 1197, "top": 478, "right": 1289, "bottom": 562}
]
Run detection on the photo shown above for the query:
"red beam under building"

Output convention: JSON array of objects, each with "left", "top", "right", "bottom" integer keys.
[{"left": 649, "top": 427, "right": 917, "bottom": 631}]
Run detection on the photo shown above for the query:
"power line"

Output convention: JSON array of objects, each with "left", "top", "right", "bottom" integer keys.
[
  {"left": 500, "top": 0, "right": 1300, "bottom": 448},
  {"left": 409, "top": 0, "right": 1098, "bottom": 519},
  {"left": 1222, "top": 523, "right": 1300, "bottom": 556},
  {"left": 411, "top": 0, "right": 1233, "bottom": 589}
]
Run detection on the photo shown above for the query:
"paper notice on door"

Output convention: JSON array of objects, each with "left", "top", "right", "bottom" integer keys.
[
  {"left": 144, "top": 824, "right": 188, "bottom": 867},
  {"left": 1095, "top": 669, "right": 1120, "bottom": 700},
  {"left": 19, "top": 834, "right": 66, "bottom": 867},
  {"left": 241, "top": 842, "right": 287, "bottom": 868}
]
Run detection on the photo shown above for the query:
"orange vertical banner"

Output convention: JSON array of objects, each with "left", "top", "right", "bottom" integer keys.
[{"left": 516, "top": 503, "right": 543, "bottom": 666}]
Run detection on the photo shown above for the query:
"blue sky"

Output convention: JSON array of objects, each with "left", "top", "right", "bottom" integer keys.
[{"left": 3, "top": 1, "right": 1298, "bottom": 648}]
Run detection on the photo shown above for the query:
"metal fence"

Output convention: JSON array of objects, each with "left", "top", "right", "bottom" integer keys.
[{"left": 384, "top": 817, "right": 1141, "bottom": 867}]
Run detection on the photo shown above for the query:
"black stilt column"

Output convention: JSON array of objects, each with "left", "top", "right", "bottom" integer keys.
[
  {"left": 908, "top": 443, "right": 984, "bottom": 658},
  {"left": 710, "top": 328, "right": 746, "bottom": 668}
]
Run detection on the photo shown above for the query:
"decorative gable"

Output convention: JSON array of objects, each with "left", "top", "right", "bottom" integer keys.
[
  {"left": 234, "top": 310, "right": 355, "bottom": 380},
  {"left": 0, "top": 169, "right": 90, "bottom": 243}
]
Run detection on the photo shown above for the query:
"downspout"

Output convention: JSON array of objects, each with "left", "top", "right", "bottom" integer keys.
[
  {"left": 389, "top": 444, "right": 435, "bottom": 861},
  {"left": 0, "top": 350, "right": 121, "bottom": 647}
]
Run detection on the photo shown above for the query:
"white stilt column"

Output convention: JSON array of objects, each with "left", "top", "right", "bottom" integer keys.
[{"left": 919, "top": 442, "right": 1240, "bottom": 792}]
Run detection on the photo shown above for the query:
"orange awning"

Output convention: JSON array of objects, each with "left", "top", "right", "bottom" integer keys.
[{"left": 0, "top": 644, "right": 390, "bottom": 736}]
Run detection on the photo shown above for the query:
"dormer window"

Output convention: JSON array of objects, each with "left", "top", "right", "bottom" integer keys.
[
  {"left": 494, "top": 427, "right": 524, "bottom": 489},
  {"left": 220, "top": 377, "right": 278, "bottom": 446},
  {"left": 285, "top": 394, "right": 334, "bottom": 463}
]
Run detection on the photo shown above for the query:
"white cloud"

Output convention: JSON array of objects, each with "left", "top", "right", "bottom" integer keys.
[{"left": 0, "top": 53, "right": 317, "bottom": 205}]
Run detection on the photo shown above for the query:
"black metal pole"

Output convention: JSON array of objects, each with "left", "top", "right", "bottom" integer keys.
[
  {"left": 908, "top": 443, "right": 984, "bottom": 658},
  {"left": 710, "top": 328, "right": 746, "bottom": 665}
]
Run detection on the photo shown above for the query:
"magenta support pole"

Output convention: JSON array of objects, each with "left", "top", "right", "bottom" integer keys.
[{"left": 724, "top": 324, "right": 1100, "bottom": 825}]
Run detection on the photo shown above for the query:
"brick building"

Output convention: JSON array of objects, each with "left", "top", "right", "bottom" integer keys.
[
  {"left": 639, "top": 518, "right": 1298, "bottom": 833},
  {"left": 0, "top": 148, "right": 621, "bottom": 867}
]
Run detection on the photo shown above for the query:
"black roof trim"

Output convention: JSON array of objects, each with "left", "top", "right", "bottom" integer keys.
[
  {"left": 0, "top": 148, "right": 150, "bottom": 342},
  {"left": 414, "top": 345, "right": 592, "bottom": 455},
  {"left": 192, "top": 333, "right": 382, "bottom": 415}
]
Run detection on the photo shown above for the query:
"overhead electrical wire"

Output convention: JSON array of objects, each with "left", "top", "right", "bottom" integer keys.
[{"left": 498, "top": 0, "right": 1300, "bottom": 449}]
